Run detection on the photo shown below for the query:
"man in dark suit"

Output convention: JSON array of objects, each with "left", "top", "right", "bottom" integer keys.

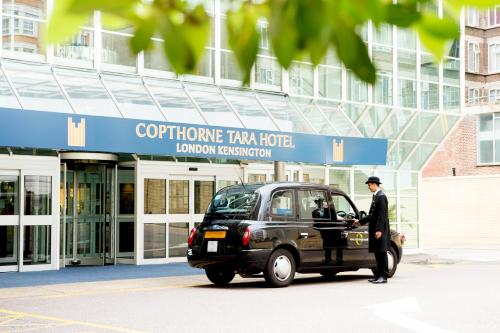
[{"left": 354, "top": 176, "right": 390, "bottom": 284}]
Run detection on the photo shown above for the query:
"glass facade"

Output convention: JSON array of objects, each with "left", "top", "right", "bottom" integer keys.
[{"left": 0, "top": 0, "right": 464, "bottom": 255}]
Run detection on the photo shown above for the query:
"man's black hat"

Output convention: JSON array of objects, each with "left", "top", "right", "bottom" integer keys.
[{"left": 365, "top": 176, "right": 382, "bottom": 185}]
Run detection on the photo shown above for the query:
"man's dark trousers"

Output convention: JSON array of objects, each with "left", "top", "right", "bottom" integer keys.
[{"left": 374, "top": 251, "right": 389, "bottom": 279}]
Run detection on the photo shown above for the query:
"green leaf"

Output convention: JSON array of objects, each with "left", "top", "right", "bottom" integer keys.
[
  {"left": 226, "top": 4, "right": 259, "bottom": 85},
  {"left": 385, "top": 3, "right": 421, "bottom": 27},
  {"left": 68, "top": 0, "right": 140, "bottom": 14},
  {"left": 47, "top": 0, "right": 88, "bottom": 43},
  {"left": 331, "top": 25, "right": 375, "bottom": 84},
  {"left": 159, "top": 5, "right": 210, "bottom": 74},
  {"left": 130, "top": 15, "right": 157, "bottom": 54},
  {"left": 101, "top": 13, "right": 132, "bottom": 30},
  {"left": 268, "top": 0, "right": 299, "bottom": 69},
  {"left": 417, "top": 12, "right": 460, "bottom": 39}
]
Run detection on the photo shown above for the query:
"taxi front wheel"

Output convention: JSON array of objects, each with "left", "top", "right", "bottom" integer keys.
[
  {"left": 264, "top": 248, "right": 296, "bottom": 288},
  {"left": 205, "top": 268, "right": 235, "bottom": 285}
]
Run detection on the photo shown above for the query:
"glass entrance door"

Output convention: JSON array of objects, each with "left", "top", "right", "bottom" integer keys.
[{"left": 61, "top": 163, "right": 116, "bottom": 266}]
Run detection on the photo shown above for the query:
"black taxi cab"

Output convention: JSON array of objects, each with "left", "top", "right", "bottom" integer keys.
[{"left": 187, "top": 182, "right": 404, "bottom": 287}]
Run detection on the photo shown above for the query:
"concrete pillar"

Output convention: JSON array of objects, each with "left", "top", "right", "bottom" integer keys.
[{"left": 274, "top": 161, "right": 286, "bottom": 182}]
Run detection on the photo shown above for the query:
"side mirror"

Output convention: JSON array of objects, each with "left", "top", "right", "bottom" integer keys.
[{"left": 359, "top": 211, "right": 367, "bottom": 219}]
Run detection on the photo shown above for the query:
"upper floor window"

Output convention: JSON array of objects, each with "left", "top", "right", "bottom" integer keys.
[
  {"left": 478, "top": 113, "right": 500, "bottom": 164},
  {"left": 489, "top": 44, "right": 500, "bottom": 73},
  {"left": 467, "top": 7, "right": 479, "bottom": 26},
  {"left": 468, "top": 42, "right": 480, "bottom": 73},
  {"left": 468, "top": 88, "right": 480, "bottom": 105},
  {"left": 489, "top": 89, "right": 500, "bottom": 103},
  {"left": 489, "top": 6, "right": 500, "bottom": 27}
]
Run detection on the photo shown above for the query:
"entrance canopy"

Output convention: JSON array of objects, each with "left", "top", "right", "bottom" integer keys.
[{"left": 0, "top": 107, "right": 387, "bottom": 165}]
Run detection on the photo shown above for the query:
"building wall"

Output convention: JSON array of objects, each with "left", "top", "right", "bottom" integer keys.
[
  {"left": 423, "top": 114, "right": 500, "bottom": 177},
  {"left": 422, "top": 175, "right": 500, "bottom": 249}
]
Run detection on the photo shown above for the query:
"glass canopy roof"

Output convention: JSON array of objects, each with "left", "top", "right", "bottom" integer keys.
[{"left": 0, "top": 59, "right": 460, "bottom": 170}]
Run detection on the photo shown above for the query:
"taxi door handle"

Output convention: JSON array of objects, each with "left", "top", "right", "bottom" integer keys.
[{"left": 299, "top": 232, "right": 309, "bottom": 239}]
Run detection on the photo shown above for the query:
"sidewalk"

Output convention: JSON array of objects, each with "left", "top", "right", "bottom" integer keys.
[
  {"left": 0, "top": 263, "right": 203, "bottom": 289},
  {"left": 403, "top": 248, "right": 500, "bottom": 265}
]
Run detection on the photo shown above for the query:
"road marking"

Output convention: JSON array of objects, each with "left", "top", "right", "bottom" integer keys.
[
  {"left": 0, "top": 309, "right": 147, "bottom": 333},
  {"left": 365, "top": 297, "right": 457, "bottom": 333}
]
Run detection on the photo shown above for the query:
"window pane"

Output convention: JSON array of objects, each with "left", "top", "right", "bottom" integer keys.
[
  {"left": 421, "top": 53, "right": 439, "bottom": 82},
  {"left": 289, "top": 62, "right": 313, "bottom": 96},
  {"left": 401, "top": 197, "right": 418, "bottom": 222},
  {"left": 184, "top": 49, "right": 214, "bottom": 79},
  {"left": 222, "top": 90, "right": 277, "bottom": 131},
  {"left": 248, "top": 174, "right": 266, "bottom": 183},
  {"left": 347, "top": 72, "right": 368, "bottom": 102},
  {"left": 255, "top": 56, "right": 281, "bottom": 88},
  {"left": 374, "top": 109, "right": 413, "bottom": 140},
  {"left": 377, "top": 171, "right": 396, "bottom": 196},
  {"left": 479, "top": 140, "right": 493, "bottom": 163},
  {"left": 332, "top": 195, "right": 355, "bottom": 219},
  {"left": 144, "top": 223, "right": 166, "bottom": 259},
  {"left": 55, "top": 69, "right": 121, "bottom": 117},
  {"left": 144, "top": 179, "right": 165, "bottom": 214},
  {"left": 400, "top": 172, "right": 418, "bottom": 196},
  {"left": 398, "top": 79, "right": 417, "bottom": 108},
  {"left": 169, "top": 222, "right": 189, "bottom": 257},
  {"left": 443, "top": 85, "right": 460, "bottom": 113},
  {"left": 423, "top": 115, "right": 460, "bottom": 143},
  {"left": 444, "top": 58, "right": 460, "bottom": 85},
  {"left": 0, "top": 176, "right": 18, "bottom": 215},
  {"left": 144, "top": 40, "right": 173, "bottom": 72},
  {"left": 400, "top": 143, "right": 436, "bottom": 170},
  {"left": 353, "top": 196, "right": 372, "bottom": 214},
  {"left": 297, "top": 190, "right": 330, "bottom": 220},
  {"left": 0, "top": 225, "right": 18, "bottom": 266},
  {"left": 221, "top": 50, "right": 243, "bottom": 81},
  {"left": 400, "top": 223, "right": 419, "bottom": 248},
  {"left": 356, "top": 106, "right": 392, "bottom": 137},
  {"left": 119, "top": 183, "right": 134, "bottom": 215},
  {"left": 402, "top": 112, "right": 437, "bottom": 141},
  {"left": 117, "top": 220, "right": 134, "bottom": 258},
  {"left": 23, "top": 225, "right": 51, "bottom": 265},
  {"left": 258, "top": 93, "right": 314, "bottom": 133},
  {"left": 294, "top": 100, "right": 336, "bottom": 135},
  {"left": 102, "top": 75, "right": 163, "bottom": 120},
  {"left": 329, "top": 169, "right": 350, "bottom": 194},
  {"left": 0, "top": 72, "right": 20, "bottom": 108},
  {"left": 397, "top": 28, "right": 416, "bottom": 49},
  {"left": 373, "top": 45, "right": 393, "bottom": 74},
  {"left": 374, "top": 75, "right": 393, "bottom": 105},
  {"left": 373, "top": 24, "right": 392, "bottom": 45},
  {"left": 303, "top": 168, "right": 325, "bottom": 185},
  {"left": 317, "top": 101, "right": 360, "bottom": 137},
  {"left": 318, "top": 66, "right": 341, "bottom": 100},
  {"left": 195, "top": 181, "right": 214, "bottom": 214},
  {"left": 3, "top": 61, "right": 72, "bottom": 113},
  {"left": 102, "top": 33, "right": 136, "bottom": 67},
  {"left": 354, "top": 170, "right": 372, "bottom": 195},
  {"left": 169, "top": 180, "right": 189, "bottom": 214},
  {"left": 270, "top": 191, "right": 294, "bottom": 218},
  {"left": 185, "top": 83, "right": 243, "bottom": 127},
  {"left": 496, "top": 117, "right": 500, "bottom": 163},
  {"left": 55, "top": 30, "right": 94, "bottom": 63},
  {"left": 387, "top": 141, "right": 416, "bottom": 168},
  {"left": 144, "top": 78, "right": 205, "bottom": 125},
  {"left": 24, "top": 175, "right": 51, "bottom": 215},
  {"left": 398, "top": 49, "right": 417, "bottom": 79},
  {"left": 421, "top": 82, "right": 439, "bottom": 110}
]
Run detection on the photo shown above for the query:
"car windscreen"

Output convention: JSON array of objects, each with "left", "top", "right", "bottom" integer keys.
[{"left": 207, "top": 185, "right": 261, "bottom": 216}]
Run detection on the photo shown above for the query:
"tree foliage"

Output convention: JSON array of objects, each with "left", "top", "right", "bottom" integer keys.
[{"left": 48, "top": 0, "right": 497, "bottom": 85}]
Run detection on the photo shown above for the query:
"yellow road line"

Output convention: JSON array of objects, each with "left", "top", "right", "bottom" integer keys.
[
  {"left": 0, "top": 315, "right": 22, "bottom": 326},
  {"left": 0, "top": 309, "right": 147, "bottom": 333},
  {"left": 41, "top": 283, "right": 198, "bottom": 299}
]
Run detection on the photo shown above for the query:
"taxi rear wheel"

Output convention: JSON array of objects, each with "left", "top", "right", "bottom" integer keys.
[
  {"left": 264, "top": 248, "right": 296, "bottom": 288},
  {"left": 205, "top": 268, "right": 235, "bottom": 285},
  {"left": 371, "top": 246, "right": 398, "bottom": 278}
]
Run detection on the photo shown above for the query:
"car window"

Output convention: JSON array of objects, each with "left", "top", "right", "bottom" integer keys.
[
  {"left": 332, "top": 194, "right": 356, "bottom": 221},
  {"left": 270, "top": 190, "right": 295, "bottom": 219},
  {"left": 297, "top": 190, "right": 330, "bottom": 220}
]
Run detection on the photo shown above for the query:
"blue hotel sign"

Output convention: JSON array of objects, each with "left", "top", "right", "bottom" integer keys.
[{"left": 0, "top": 108, "right": 388, "bottom": 165}]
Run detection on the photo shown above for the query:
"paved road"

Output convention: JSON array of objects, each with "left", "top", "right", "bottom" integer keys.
[{"left": 1, "top": 259, "right": 499, "bottom": 333}]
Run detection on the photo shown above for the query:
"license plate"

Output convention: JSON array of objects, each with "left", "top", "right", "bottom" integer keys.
[
  {"left": 207, "top": 241, "right": 218, "bottom": 253},
  {"left": 204, "top": 231, "right": 226, "bottom": 239}
]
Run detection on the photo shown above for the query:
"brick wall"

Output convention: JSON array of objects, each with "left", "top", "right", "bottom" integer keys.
[{"left": 423, "top": 114, "right": 500, "bottom": 177}]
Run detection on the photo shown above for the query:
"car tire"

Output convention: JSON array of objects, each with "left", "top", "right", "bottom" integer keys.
[
  {"left": 371, "top": 246, "right": 398, "bottom": 278},
  {"left": 205, "top": 268, "right": 235, "bottom": 285},
  {"left": 264, "top": 248, "right": 296, "bottom": 288},
  {"left": 320, "top": 271, "right": 339, "bottom": 278}
]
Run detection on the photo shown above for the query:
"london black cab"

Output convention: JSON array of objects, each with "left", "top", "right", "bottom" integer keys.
[{"left": 187, "top": 183, "right": 404, "bottom": 287}]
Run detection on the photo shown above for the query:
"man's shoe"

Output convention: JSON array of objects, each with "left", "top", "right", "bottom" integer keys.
[
  {"left": 371, "top": 277, "right": 388, "bottom": 284},
  {"left": 368, "top": 277, "right": 378, "bottom": 282}
]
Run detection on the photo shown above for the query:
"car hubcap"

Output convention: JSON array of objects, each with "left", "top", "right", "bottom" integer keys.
[
  {"left": 273, "top": 255, "right": 292, "bottom": 281},
  {"left": 387, "top": 251, "right": 395, "bottom": 272}
]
